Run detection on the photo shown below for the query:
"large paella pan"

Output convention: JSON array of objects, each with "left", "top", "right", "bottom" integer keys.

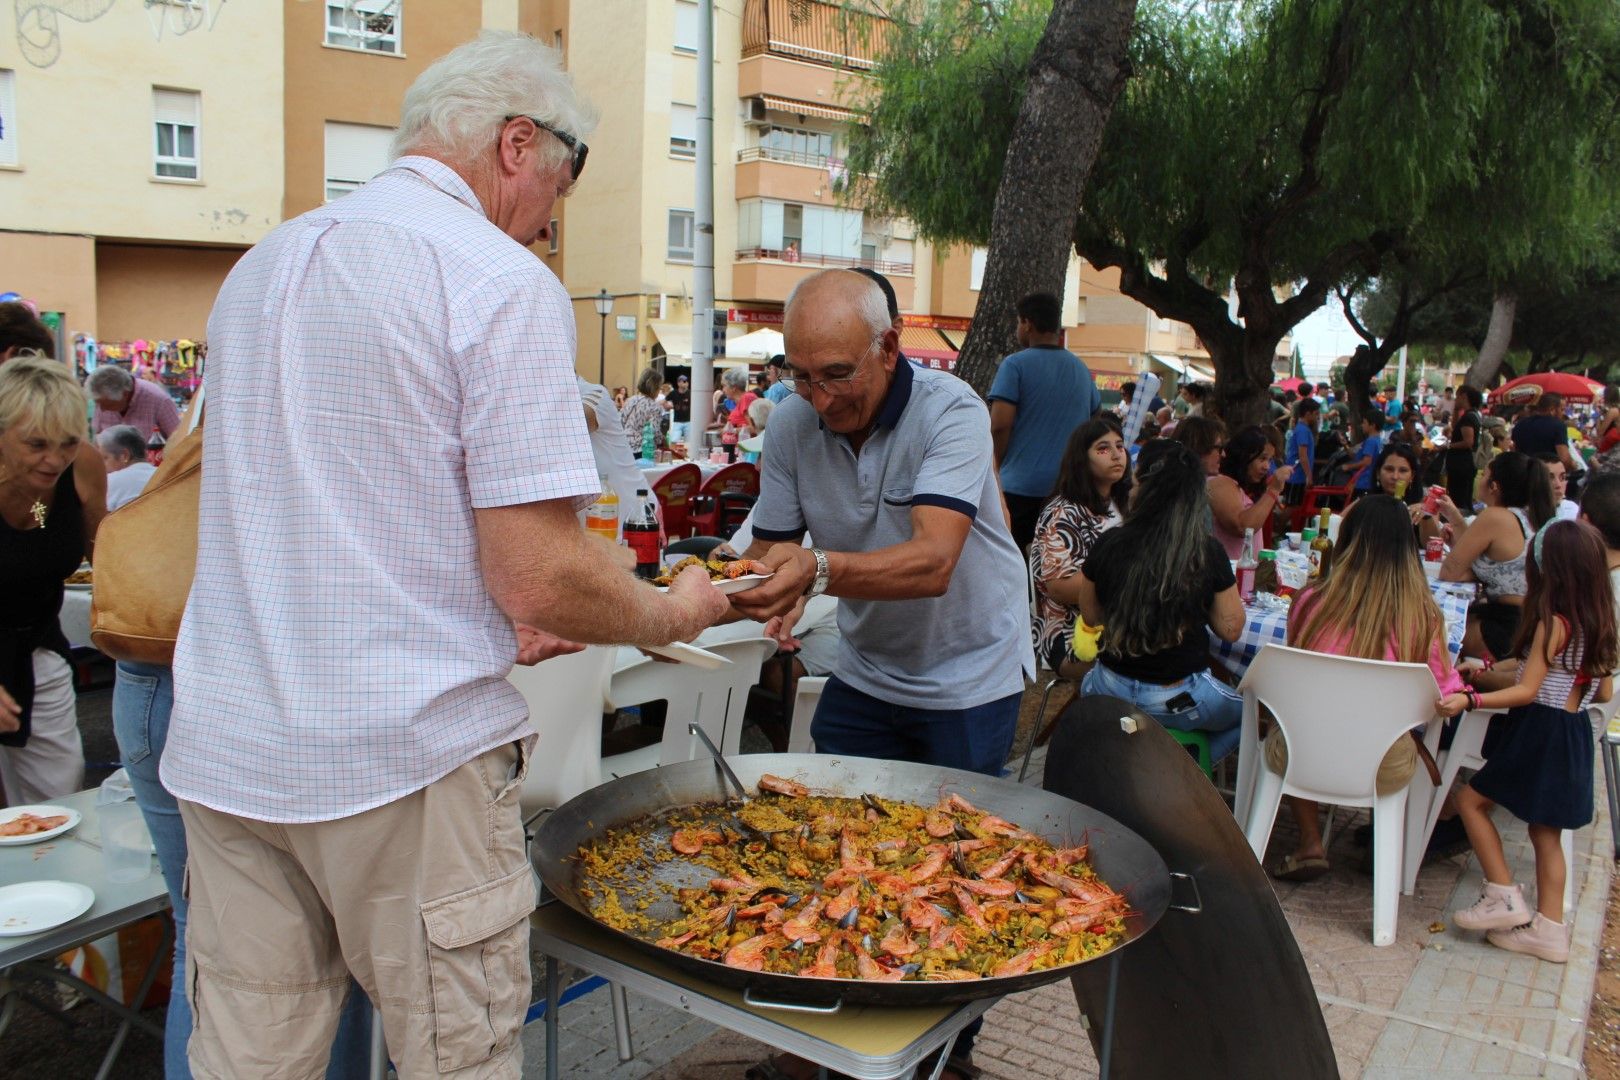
[{"left": 534, "top": 753, "right": 1171, "bottom": 1005}]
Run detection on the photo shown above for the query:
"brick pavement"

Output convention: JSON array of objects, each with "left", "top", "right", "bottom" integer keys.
[{"left": 530, "top": 740, "right": 1615, "bottom": 1079}]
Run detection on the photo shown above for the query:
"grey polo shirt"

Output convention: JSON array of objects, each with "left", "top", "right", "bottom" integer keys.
[{"left": 753, "top": 360, "right": 1034, "bottom": 710}]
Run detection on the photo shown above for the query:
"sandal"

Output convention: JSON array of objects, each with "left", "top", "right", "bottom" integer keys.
[{"left": 1269, "top": 853, "right": 1330, "bottom": 882}]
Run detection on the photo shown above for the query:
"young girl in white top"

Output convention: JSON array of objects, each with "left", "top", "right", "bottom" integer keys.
[{"left": 1438, "top": 520, "right": 1617, "bottom": 963}]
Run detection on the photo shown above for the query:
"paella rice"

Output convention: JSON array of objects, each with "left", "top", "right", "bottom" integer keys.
[{"left": 574, "top": 777, "right": 1131, "bottom": 982}]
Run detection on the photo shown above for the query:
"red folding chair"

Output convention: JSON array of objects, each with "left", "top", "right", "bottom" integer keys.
[
  {"left": 651, "top": 463, "right": 702, "bottom": 540},
  {"left": 686, "top": 462, "right": 761, "bottom": 538},
  {"left": 1290, "top": 459, "right": 1370, "bottom": 531}
]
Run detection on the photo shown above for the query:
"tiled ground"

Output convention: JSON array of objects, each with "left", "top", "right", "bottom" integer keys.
[{"left": 530, "top": 735, "right": 1615, "bottom": 1079}]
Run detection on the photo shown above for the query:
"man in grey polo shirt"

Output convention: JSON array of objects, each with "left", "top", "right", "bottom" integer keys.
[{"left": 732, "top": 270, "right": 1032, "bottom": 776}]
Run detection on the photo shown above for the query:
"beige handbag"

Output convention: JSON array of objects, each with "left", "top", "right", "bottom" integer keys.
[{"left": 90, "top": 388, "right": 203, "bottom": 665}]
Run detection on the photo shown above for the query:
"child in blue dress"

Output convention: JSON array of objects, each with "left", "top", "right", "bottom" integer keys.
[{"left": 1437, "top": 519, "right": 1617, "bottom": 962}]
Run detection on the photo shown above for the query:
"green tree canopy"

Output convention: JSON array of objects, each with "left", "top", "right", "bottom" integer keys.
[{"left": 847, "top": 0, "right": 1620, "bottom": 427}]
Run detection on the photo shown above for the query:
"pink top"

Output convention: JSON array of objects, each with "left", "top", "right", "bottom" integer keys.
[
  {"left": 1290, "top": 588, "right": 1465, "bottom": 695},
  {"left": 94, "top": 376, "right": 180, "bottom": 438},
  {"left": 1210, "top": 475, "right": 1252, "bottom": 560}
]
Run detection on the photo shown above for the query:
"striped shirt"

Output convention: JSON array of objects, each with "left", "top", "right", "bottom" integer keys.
[{"left": 163, "top": 156, "right": 598, "bottom": 823}]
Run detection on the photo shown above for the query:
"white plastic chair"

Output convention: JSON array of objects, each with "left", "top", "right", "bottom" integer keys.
[
  {"left": 786, "top": 675, "right": 827, "bottom": 753},
  {"left": 1592, "top": 695, "right": 1620, "bottom": 860},
  {"left": 1408, "top": 708, "right": 1575, "bottom": 916},
  {"left": 509, "top": 645, "right": 616, "bottom": 819},
  {"left": 603, "top": 637, "right": 778, "bottom": 778},
  {"left": 1240, "top": 645, "right": 1441, "bottom": 947},
  {"left": 503, "top": 644, "right": 634, "bottom": 1064}
]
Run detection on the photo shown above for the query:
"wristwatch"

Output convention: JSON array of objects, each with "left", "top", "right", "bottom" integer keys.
[{"left": 806, "top": 547, "right": 830, "bottom": 596}]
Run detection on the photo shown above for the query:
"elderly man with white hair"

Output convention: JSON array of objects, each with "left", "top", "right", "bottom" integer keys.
[
  {"left": 96, "top": 425, "right": 156, "bottom": 511},
  {"left": 85, "top": 364, "right": 179, "bottom": 438},
  {"left": 162, "top": 32, "right": 728, "bottom": 1078}
]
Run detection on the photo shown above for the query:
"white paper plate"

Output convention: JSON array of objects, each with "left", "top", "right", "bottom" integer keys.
[
  {"left": 0, "top": 880, "right": 95, "bottom": 937},
  {"left": 641, "top": 641, "right": 733, "bottom": 669},
  {"left": 658, "top": 573, "right": 772, "bottom": 596},
  {"left": 0, "top": 805, "right": 82, "bottom": 846}
]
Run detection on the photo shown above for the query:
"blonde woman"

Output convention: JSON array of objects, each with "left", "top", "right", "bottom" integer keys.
[
  {"left": 0, "top": 353, "right": 106, "bottom": 803},
  {"left": 1265, "top": 494, "right": 1463, "bottom": 880}
]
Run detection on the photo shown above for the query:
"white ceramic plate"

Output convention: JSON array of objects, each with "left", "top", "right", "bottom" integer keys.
[
  {"left": 0, "top": 805, "right": 82, "bottom": 846},
  {"left": 0, "top": 880, "right": 95, "bottom": 937}
]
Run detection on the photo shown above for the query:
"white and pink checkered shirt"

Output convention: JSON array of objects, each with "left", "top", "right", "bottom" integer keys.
[{"left": 163, "top": 157, "right": 598, "bottom": 823}]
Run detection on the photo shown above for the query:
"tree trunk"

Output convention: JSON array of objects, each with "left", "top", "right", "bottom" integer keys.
[
  {"left": 1463, "top": 289, "right": 1517, "bottom": 389},
  {"left": 1343, "top": 344, "right": 1389, "bottom": 427},
  {"left": 954, "top": 0, "right": 1138, "bottom": 395}
]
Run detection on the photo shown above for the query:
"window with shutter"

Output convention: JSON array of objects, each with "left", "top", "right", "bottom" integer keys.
[
  {"left": 153, "top": 88, "right": 200, "bottom": 180},
  {"left": 670, "top": 103, "right": 696, "bottom": 159},
  {"left": 324, "top": 121, "right": 396, "bottom": 201},
  {"left": 0, "top": 70, "right": 17, "bottom": 167}
]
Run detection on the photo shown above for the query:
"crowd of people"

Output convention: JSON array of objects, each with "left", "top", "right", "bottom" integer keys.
[{"left": 2, "top": 25, "right": 1619, "bottom": 1080}]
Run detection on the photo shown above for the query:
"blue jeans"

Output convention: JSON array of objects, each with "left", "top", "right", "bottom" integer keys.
[
  {"left": 113, "top": 662, "right": 373, "bottom": 1079},
  {"left": 810, "top": 675, "right": 1021, "bottom": 777},
  {"left": 1081, "top": 663, "right": 1244, "bottom": 762}
]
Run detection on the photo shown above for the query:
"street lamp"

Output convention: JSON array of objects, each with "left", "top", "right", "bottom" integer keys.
[{"left": 593, "top": 289, "right": 613, "bottom": 386}]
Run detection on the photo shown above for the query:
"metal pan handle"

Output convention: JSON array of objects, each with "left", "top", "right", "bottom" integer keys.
[
  {"left": 1167, "top": 871, "right": 1203, "bottom": 914},
  {"left": 741, "top": 988, "right": 844, "bottom": 1015}
]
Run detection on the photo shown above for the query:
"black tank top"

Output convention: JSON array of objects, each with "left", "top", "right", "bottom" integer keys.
[{"left": 0, "top": 468, "right": 85, "bottom": 745}]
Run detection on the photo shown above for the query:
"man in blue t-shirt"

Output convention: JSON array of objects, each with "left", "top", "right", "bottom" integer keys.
[
  {"left": 988, "top": 292, "right": 1100, "bottom": 550},
  {"left": 1351, "top": 411, "right": 1383, "bottom": 491},
  {"left": 1511, "top": 392, "right": 1578, "bottom": 476},
  {"left": 1284, "top": 397, "right": 1321, "bottom": 502}
]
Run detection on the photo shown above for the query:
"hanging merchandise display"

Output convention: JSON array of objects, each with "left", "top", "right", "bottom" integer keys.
[{"left": 75, "top": 336, "right": 208, "bottom": 405}]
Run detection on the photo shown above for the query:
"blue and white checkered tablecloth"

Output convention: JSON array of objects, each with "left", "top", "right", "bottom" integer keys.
[{"left": 1209, "top": 580, "right": 1475, "bottom": 680}]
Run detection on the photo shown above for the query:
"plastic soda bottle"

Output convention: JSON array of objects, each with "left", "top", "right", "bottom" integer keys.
[
  {"left": 584, "top": 476, "right": 619, "bottom": 542},
  {"left": 624, "top": 488, "right": 662, "bottom": 579}
]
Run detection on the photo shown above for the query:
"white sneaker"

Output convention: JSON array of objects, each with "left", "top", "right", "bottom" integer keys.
[
  {"left": 1452, "top": 881, "right": 1530, "bottom": 931},
  {"left": 1487, "top": 912, "right": 1569, "bottom": 963}
]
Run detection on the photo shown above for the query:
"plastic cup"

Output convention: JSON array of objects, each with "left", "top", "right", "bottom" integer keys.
[
  {"left": 100, "top": 800, "right": 153, "bottom": 884},
  {"left": 1285, "top": 531, "right": 1303, "bottom": 550}
]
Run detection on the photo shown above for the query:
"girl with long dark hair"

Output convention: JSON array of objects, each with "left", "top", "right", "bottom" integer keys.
[
  {"left": 1369, "top": 442, "right": 1441, "bottom": 546},
  {"left": 1075, "top": 441, "right": 1246, "bottom": 758},
  {"left": 1264, "top": 496, "right": 1464, "bottom": 879},
  {"left": 1208, "top": 426, "right": 1293, "bottom": 559},
  {"left": 1438, "top": 451, "right": 1556, "bottom": 659},
  {"left": 1030, "top": 416, "right": 1131, "bottom": 679},
  {"left": 1439, "top": 520, "right": 1617, "bottom": 962}
]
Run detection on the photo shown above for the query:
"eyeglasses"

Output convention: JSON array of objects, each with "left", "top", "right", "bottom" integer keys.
[
  {"left": 781, "top": 338, "right": 881, "bottom": 398},
  {"left": 504, "top": 115, "right": 588, "bottom": 181}
]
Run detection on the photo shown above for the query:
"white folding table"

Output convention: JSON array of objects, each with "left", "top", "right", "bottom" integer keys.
[{"left": 0, "top": 788, "right": 170, "bottom": 1080}]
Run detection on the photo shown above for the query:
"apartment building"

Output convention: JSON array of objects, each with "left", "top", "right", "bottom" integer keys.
[
  {"left": 0, "top": 1, "right": 283, "bottom": 348},
  {"left": 0, "top": 0, "right": 1226, "bottom": 396}
]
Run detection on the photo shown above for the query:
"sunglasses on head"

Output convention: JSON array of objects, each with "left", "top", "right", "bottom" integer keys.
[{"left": 504, "top": 115, "right": 588, "bottom": 181}]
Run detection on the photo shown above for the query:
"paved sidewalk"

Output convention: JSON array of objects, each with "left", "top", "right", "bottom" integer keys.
[{"left": 528, "top": 738, "right": 1615, "bottom": 1078}]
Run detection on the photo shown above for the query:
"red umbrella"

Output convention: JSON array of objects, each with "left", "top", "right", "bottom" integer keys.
[
  {"left": 1272, "top": 376, "right": 1311, "bottom": 394},
  {"left": 1488, "top": 372, "right": 1605, "bottom": 405}
]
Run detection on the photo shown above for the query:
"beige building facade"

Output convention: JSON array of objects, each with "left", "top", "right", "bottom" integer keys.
[{"left": 0, "top": 0, "right": 283, "bottom": 347}]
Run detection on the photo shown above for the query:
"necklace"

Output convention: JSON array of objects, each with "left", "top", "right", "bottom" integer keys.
[{"left": 30, "top": 500, "right": 46, "bottom": 529}]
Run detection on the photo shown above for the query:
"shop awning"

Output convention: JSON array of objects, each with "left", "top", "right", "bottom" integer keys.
[
  {"left": 648, "top": 319, "right": 692, "bottom": 360},
  {"left": 899, "top": 326, "right": 958, "bottom": 363},
  {"left": 1149, "top": 353, "right": 1190, "bottom": 376},
  {"left": 938, "top": 329, "right": 966, "bottom": 350},
  {"left": 760, "top": 95, "right": 862, "bottom": 124}
]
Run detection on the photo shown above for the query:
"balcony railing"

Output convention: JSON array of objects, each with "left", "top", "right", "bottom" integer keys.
[
  {"left": 737, "top": 145, "right": 835, "bottom": 169},
  {"left": 736, "top": 248, "right": 913, "bottom": 275},
  {"left": 742, "top": 0, "right": 887, "bottom": 70}
]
